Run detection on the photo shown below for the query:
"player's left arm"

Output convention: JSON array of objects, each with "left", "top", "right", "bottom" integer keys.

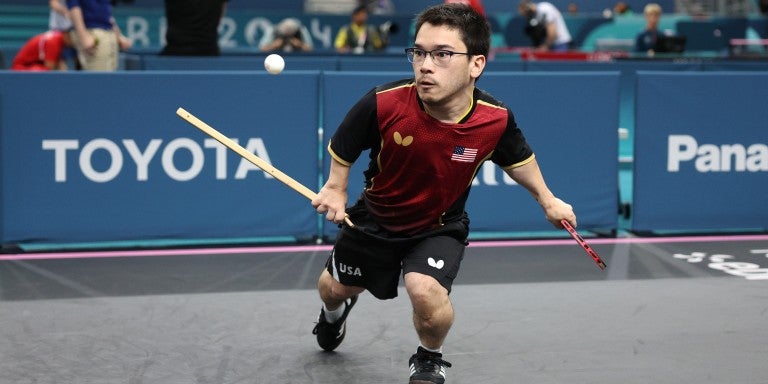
[{"left": 503, "top": 158, "right": 575, "bottom": 229}]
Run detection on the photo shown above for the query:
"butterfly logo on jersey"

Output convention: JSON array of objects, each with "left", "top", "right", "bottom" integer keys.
[{"left": 393, "top": 131, "right": 413, "bottom": 146}]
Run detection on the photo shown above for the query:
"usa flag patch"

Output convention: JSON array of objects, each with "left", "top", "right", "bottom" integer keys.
[{"left": 451, "top": 146, "right": 477, "bottom": 162}]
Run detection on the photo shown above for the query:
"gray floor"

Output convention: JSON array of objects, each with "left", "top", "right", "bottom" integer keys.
[{"left": 1, "top": 237, "right": 767, "bottom": 384}]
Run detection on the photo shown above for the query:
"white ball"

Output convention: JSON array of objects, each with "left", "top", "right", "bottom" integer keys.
[{"left": 264, "top": 54, "right": 285, "bottom": 75}]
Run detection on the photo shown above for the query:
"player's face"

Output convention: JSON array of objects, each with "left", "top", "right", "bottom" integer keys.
[{"left": 412, "top": 23, "right": 484, "bottom": 109}]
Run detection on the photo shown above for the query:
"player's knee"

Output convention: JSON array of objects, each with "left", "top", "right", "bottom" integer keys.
[
  {"left": 317, "top": 271, "right": 339, "bottom": 300},
  {"left": 406, "top": 274, "right": 449, "bottom": 309},
  {"left": 318, "top": 271, "right": 361, "bottom": 302},
  {"left": 329, "top": 282, "right": 356, "bottom": 300}
]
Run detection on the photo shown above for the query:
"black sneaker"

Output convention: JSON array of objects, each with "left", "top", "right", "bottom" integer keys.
[
  {"left": 408, "top": 346, "right": 452, "bottom": 384},
  {"left": 311, "top": 295, "right": 358, "bottom": 351}
]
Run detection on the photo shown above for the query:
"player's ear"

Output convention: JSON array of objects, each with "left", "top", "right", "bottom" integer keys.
[{"left": 470, "top": 54, "right": 486, "bottom": 79}]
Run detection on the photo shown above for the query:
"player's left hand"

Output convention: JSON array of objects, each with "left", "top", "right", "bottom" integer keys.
[{"left": 540, "top": 196, "right": 575, "bottom": 229}]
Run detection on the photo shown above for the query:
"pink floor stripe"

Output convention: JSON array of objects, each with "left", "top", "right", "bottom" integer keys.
[{"left": 1, "top": 234, "right": 767, "bottom": 261}]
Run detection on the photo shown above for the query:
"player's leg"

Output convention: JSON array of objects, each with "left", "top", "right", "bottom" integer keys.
[
  {"left": 313, "top": 267, "right": 364, "bottom": 352},
  {"left": 312, "top": 225, "right": 401, "bottom": 351},
  {"left": 404, "top": 272, "right": 454, "bottom": 350},
  {"left": 317, "top": 268, "right": 364, "bottom": 310},
  {"left": 402, "top": 234, "right": 466, "bottom": 384}
]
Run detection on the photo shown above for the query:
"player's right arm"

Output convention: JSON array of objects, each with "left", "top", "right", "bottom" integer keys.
[
  {"left": 313, "top": 157, "right": 351, "bottom": 224},
  {"left": 503, "top": 158, "right": 575, "bottom": 229},
  {"left": 313, "top": 86, "right": 379, "bottom": 223}
]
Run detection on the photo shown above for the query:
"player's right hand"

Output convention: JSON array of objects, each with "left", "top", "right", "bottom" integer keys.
[{"left": 312, "top": 185, "right": 348, "bottom": 224}]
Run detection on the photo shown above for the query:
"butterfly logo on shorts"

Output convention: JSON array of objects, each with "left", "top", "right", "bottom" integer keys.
[{"left": 427, "top": 257, "right": 445, "bottom": 269}]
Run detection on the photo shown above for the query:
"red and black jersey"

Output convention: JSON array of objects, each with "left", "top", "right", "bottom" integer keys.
[{"left": 329, "top": 78, "right": 534, "bottom": 235}]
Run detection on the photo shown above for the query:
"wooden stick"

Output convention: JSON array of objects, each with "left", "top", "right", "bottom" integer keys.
[{"left": 176, "top": 107, "right": 354, "bottom": 228}]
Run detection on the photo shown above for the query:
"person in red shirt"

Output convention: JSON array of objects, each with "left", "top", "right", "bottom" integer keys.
[
  {"left": 445, "top": 0, "right": 486, "bottom": 16},
  {"left": 311, "top": 4, "right": 575, "bottom": 383},
  {"left": 11, "top": 30, "right": 73, "bottom": 71}
]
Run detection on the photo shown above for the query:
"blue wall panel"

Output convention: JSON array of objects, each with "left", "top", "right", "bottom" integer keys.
[
  {"left": 0, "top": 72, "right": 321, "bottom": 243},
  {"left": 137, "top": 55, "right": 339, "bottom": 71},
  {"left": 525, "top": 61, "right": 703, "bottom": 159},
  {"left": 632, "top": 72, "right": 768, "bottom": 231},
  {"left": 4, "top": 68, "right": 760, "bottom": 244},
  {"left": 336, "top": 56, "right": 412, "bottom": 72},
  {"left": 477, "top": 72, "right": 620, "bottom": 232}
]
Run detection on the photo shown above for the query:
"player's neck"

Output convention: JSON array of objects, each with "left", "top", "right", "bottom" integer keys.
[{"left": 422, "top": 93, "right": 473, "bottom": 124}]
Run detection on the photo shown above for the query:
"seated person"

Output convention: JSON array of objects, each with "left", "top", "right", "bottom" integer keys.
[
  {"left": 12, "top": 30, "right": 72, "bottom": 71},
  {"left": 635, "top": 3, "right": 663, "bottom": 53},
  {"left": 334, "top": 5, "right": 385, "bottom": 54},
  {"left": 259, "top": 18, "right": 313, "bottom": 53},
  {"left": 613, "top": 1, "right": 633, "bottom": 16}
]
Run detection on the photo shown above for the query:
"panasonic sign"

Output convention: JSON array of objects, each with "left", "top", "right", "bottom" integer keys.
[{"left": 667, "top": 135, "right": 768, "bottom": 173}]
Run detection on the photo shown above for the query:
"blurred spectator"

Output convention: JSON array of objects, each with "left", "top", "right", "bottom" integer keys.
[
  {"left": 259, "top": 18, "right": 313, "bottom": 52},
  {"left": 66, "top": 0, "right": 132, "bottom": 71},
  {"left": 567, "top": 2, "right": 579, "bottom": 14},
  {"left": 50, "top": 0, "right": 79, "bottom": 68},
  {"left": 49, "top": 0, "right": 72, "bottom": 31},
  {"left": 11, "top": 30, "right": 73, "bottom": 71},
  {"left": 444, "top": 0, "right": 486, "bottom": 16},
  {"left": 613, "top": 1, "right": 634, "bottom": 15},
  {"left": 635, "top": 3, "right": 662, "bottom": 52},
  {"left": 360, "top": 0, "right": 396, "bottom": 15},
  {"left": 334, "top": 5, "right": 385, "bottom": 54},
  {"left": 517, "top": 0, "right": 572, "bottom": 51},
  {"left": 161, "top": 0, "right": 228, "bottom": 56}
]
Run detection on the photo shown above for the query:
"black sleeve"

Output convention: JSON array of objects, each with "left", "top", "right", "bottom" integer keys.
[
  {"left": 328, "top": 87, "right": 380, "bottom": 166},
  {"left": 491, "top": 109, "right": 534, "bottom": 168}
]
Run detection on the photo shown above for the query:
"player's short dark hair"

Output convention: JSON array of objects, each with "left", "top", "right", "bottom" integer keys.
[{"left": 414, "top": 3, "right": 491, "bottom": 57}]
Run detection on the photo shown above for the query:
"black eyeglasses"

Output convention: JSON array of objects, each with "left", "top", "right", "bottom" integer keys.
[{"left": 405, "top": 47, "right": 471, "bottom": 67}]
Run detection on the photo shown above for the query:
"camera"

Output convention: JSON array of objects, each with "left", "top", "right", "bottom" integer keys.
[
  {"left": 276, "top": 31, "right": 302, "bottom": 41},
  {"left": 378, "top": 21, "right": 399, "bottom": 47},
  {"left": 378, "top": 21, "right": 399, "bottom": 37}
]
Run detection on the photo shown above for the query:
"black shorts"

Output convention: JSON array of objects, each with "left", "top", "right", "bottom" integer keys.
[{"left": 324, "top": 201, "right": 469, "bottom": 300}]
